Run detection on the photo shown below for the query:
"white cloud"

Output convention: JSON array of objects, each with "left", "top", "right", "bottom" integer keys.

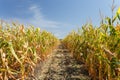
[
  {"left": 3, "top": 4, "right": 74, "bottom": 38},
  {"left": 26, "top": 4, "right": 74, "bottom": 38},
  {"left": 28, "top": 4, "right": 61, "bottom": 28},
  {"left": 29, "top": 5, "right": 43, "bottom": 19}
]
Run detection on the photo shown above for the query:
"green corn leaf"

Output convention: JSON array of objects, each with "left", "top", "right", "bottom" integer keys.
[
  {"left": 8, "top": 42, "right": 22, "bottom": 64},
  {"left": 117, "top": 14, "right": 120, "bottom": 21},
  {"left": 112, "top": 15, "right": 117, "bottom": 23},
  {"left": 106, "top": 17, "right": 111, "bottom": 25}
]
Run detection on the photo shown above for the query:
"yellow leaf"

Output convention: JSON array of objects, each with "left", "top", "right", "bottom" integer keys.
[{"left": 117, "top": 7, "right": 120, "bottom": 14}]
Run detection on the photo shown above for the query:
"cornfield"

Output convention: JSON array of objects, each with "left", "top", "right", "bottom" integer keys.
[
  {"left": 63, "top": 8, "right": 120, "bottom": 80},
  {"left": 0, "top": 22, "right": 58, "bottom": 80}
]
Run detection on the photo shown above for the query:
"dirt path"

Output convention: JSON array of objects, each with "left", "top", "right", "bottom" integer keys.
[{"left": 34, "top": 45, "right": 91, "bottom": 80}]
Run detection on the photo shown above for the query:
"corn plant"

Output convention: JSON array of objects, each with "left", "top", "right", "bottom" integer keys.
[
  {"left": 0, "top": 23, "right": 58, "bottom": 80},
  {"left": 63, "top": 7, "right": 120, "bottom": 80}
]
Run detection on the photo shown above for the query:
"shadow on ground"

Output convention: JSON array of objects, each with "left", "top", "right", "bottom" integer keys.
[{"left": 33, "top": 44, "right": 91, "bottom": 80}]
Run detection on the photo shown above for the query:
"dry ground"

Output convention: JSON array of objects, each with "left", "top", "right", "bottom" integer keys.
[{"left": 31, "top": 45, "right": 91, "bottom": 80}]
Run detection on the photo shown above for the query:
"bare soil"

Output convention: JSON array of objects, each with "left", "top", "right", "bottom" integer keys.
[{"left": 31, "top": 45, "right": 91, "bottom": 80}]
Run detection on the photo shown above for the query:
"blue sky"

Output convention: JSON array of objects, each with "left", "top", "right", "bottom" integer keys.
[{"left": 0, "top": 0, "right": 120, "bottom": 38}]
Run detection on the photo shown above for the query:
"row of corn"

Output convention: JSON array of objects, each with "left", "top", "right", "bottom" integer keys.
[
  {"left": 0, "top": 23, "right": 58, "bottom": 80},
  {"left": 63, "top": 8, "right": 120, "bottom": 80}
]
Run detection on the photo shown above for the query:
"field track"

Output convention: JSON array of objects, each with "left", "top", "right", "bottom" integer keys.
[{"left": 33, "top": 44, "right": 91, "bottom": 80}]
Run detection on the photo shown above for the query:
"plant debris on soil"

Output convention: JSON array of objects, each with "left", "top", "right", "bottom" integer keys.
[{"left": 33, "top": 45, "right": 91, "bottom": 80}]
